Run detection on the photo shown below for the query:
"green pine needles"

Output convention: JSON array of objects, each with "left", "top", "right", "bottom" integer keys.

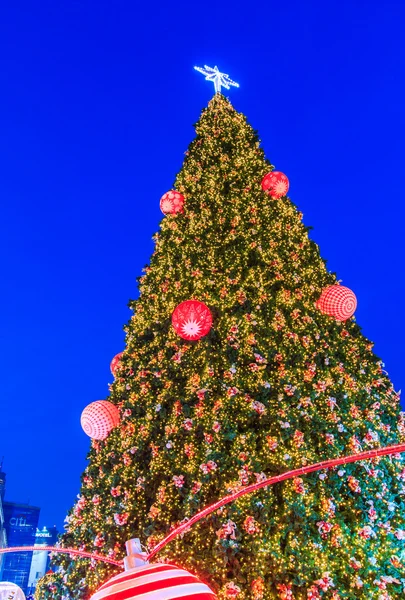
[{"left": 37, "top": 94, "right": 405, "bottom": 600}]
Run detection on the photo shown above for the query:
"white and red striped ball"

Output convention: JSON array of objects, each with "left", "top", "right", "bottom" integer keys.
[
  {"left": 90, "top": 563, "right": 217, "bottom": 600},
  {"left": 261, "top": 171, "right": 289, "bottom": 198},
  {"left": 317, "top": 285, "right": 357, "bottom": 321},
  {"left": 81, "top": 401, "right": 120, "bottom": 440},
  {"left": 110, "top": 352, "right": 124, "bottom": 377},
  {"left": 160, "top": 191, "right": 185, "bottom": 215},
  {"left": 172, "top": 300, "right": 213, "bottom": 341}
]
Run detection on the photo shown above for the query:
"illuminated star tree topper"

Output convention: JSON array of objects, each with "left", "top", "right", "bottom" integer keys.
[{"left": 194, "top": 65, "right": 239, "bottom": 94}]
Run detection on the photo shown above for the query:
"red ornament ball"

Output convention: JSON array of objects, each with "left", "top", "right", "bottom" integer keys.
[
  {"left": 110, "top": 352, "right": 124, "bottom": 377},
  {"left": 317, "top": 285, "right": 357, "bottom": 321},
  {"left": 81, "top": 401, "right": 120, "bottom": 440},
  {"left": 90, "top": 563, "right": 216, "bottom": 600},
  {"left": 160, "top": 190, "right": 185, "bottom": 215},
  {"left": 172, "top": 300, "right": 212, "bottom": 341},
  {"left": 261, "top": 171, "right": 289, "bottom": 198}
]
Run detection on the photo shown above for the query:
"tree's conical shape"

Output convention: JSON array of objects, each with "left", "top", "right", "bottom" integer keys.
[{"left": 37, "top": 94, "right": 405, "bottom": 600}]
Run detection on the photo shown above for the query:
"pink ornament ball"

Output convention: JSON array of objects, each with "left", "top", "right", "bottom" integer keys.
[
  {"left": 81, "top": 401, "right": 120, "bottom": 440},
  {"left": 261, "top": 171, "right": 289, "bottom": 199},
  {"left": 317, "top": 285, "right": 357, "bottom": 321},
  {"left": 90, "top": 562, "right": 217, "bottom": 600},
  {"left": 172, "top": 300, "right": 213, "bottom": 341},
  {"left": 160, "top": 190, "right": 185, "bottom": 215},
  {"left": 110, "top": 352, "right": 124, "bottom": 377}
]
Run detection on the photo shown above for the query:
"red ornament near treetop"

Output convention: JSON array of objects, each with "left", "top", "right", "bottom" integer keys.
[
  {"left": 160, "top": 190, "right": 185, "bottom": 215},
  {"left": 172, "top": 300, "right": 212, "bottom": 341},
  {"left": 261, "top": 171, "right": 289, "bottom": 198},
  {"left": 81, "top": 401, "right": 120, "bottom": 441},
  {"left": 90, "top": 562, "right": 216, "bottom": 600},
  {"left": 110, "top": 352, "right": 124, "bottom": 377},
  {"left": 317, "top": 285, "right": 357, "bottom": 321}
]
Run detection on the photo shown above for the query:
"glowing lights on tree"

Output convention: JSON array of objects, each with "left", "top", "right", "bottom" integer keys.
[
  {"left": 38, "top": 90, "right": 405, "bottom": 600},
  {"left": 4, "top": 443, "right": 405, "bottom": 598},
  {"left": 194, "top": 65, "right": 239, "bottom": 94},
  {"left": 147, "top": 442, "right": 405, "bottom": 561},
  {"left": 5, "top": 444, "right": 405, "bottom": 587},
  {"left": 317, "top": 284, "right": 357, "bottom": 321},
  {"left": 160, "top": 191, "right": 185, "bottom": 215},
  {"left": 81, "top": 400, "right": 120, "bottom": 440},
  {"left": 172, "top": 300, "right": 213, "bottom": 340},
  {"left": 261, "top": 171, "right": 289, "bottom": 199}
]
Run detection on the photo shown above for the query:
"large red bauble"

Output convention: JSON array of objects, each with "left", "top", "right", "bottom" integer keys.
[
  {"left": 172, "top": 300, "right": 212, "bottom": 341},
  {"left": 81, "top": 401, "right": 120, "bottom": 440},
  {"left": 160, "top": 191, "right": 185, "bottom": 215},
  {"left": 110, "top": 352, "right": 124, "bottom": 377},
  {"left": 261, "top": 171, "right": 289, "bottom": 198},
  {"left": 317, "top": 285, "right": 357, "bottom": 321},
  {"left": 90, "top": 563, "right": 217, "bottom": 600}
]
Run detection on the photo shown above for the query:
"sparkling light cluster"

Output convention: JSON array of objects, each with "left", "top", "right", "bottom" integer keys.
[
  {"left": 37, "top": 94, "right": 405, "bottom": 600},
  {"left": 194, "top": 65, "right": 239, "bottom": 94}
]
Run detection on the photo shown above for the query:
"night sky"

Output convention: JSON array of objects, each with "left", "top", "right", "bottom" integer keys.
[{"left": 0, "top": 0, "right": 404, "bottom": 531}]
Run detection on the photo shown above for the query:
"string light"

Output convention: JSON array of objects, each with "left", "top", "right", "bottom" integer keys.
[
  {"left": 194, "top": 65, "right": 239, "bottom": 94},
  {"left": 147, "top": 442, "right": 405, "bottom": 561},
  {"left": 0, "top": 546, "right": 122, "bottom": 567}
]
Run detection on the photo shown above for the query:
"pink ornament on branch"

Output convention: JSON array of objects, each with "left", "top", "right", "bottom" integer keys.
[
  {"left": 261, "top": 171, "right": 289, "bottom": 199},
  {"left": 317, "top": 285, "right": 357, "bottom": 321},
  {"left": 160, "top": 190, "right": 185, "bottom": 215},
  {"left": 172, "top": 300, "right": 212, "bottom": 341},
  {"left": 110, "top": 352, "right": 123, "bottom": 377},
  {"left": 81, "top": 401, "right": 120, "bottom": 440}
]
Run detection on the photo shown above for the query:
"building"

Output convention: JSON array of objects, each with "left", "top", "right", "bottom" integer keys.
[
  {"left": 0, "top": 466, "right": 5, "bottom": 500},
  {"left": 0, "top": 466, "right": 7, "bottom": 578},
  {"left": 0, "top": 497, "right": 6, "bottom": 579},
  {"left": 2, "top": 502, "right": 40, "bottom": 593},
  {"left": 26, "top": 526, "right": 59, "bottom": 595}
]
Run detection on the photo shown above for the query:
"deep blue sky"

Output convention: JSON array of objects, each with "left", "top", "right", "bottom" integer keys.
[{"left": 1, "top": 0, "right": 404, "bottom": 530}]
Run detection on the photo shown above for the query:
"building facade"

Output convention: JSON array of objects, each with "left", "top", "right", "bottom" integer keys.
[
  {"left": 26, "top": 526, "right": 59, "bottom": 595},
  {"left": 0, "top": 468, "right": 6, "bottom": 578},
  {"left": 0, "top": 499, "right": 6, "bottom": 579},
  {"left": 2, "top": 502, "right": 40, "bottom": 593}
]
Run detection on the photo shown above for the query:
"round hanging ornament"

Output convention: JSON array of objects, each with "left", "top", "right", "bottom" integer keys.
[
  {"left": 0, "top": 582, "right": 26, "bottom": 600},
  {"left": 261, "top": 171, "right": 289, "bottom": 198},
  {"left": 160, "top": 191, "right": 185, "bottom": 215},
  {"left": 81, "top": 401, "right": 120, "bottom": 440},
  {"left": 317, "top": 285, "right": 357, "bottom": 321},
  {"left": 110, "top": 352, "right": 124, "bottom": 377},
  {"left": 172, "top": 300, "right": 212, "bottom": 341},
  {"left": 90, "top": 562, "right": 216, "bottom": 600}
]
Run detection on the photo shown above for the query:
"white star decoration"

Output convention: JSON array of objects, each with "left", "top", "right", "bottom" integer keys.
[
  {"left": 194, "top": 65, "right": 239, "bottom": 94},
  {"left": 181, "top": 319, "right": 202, "bottom": 338}
]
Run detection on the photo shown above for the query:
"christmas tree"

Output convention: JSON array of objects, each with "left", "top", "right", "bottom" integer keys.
[{"left": 37, "top": 87, "right": 405, "bottom": 600}]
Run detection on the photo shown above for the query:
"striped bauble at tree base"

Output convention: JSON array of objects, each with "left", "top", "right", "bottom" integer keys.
[{"left": 90, "top": 563, "right": 217, "bottom": 600}]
